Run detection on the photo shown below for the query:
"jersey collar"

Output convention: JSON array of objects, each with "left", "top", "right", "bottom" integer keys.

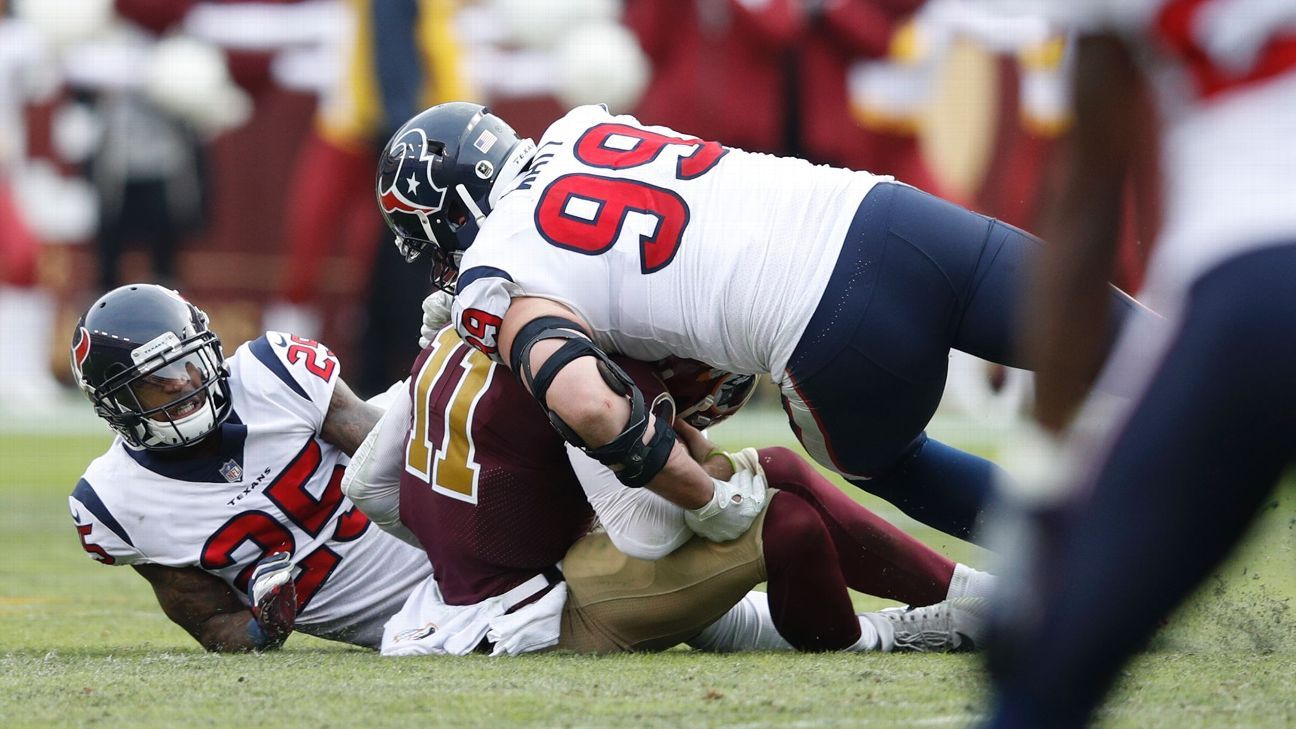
[{"left": 122, "top": 408, "right": 249, "bottom": 483}]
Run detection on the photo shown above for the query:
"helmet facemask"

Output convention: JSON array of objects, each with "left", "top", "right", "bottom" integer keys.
[{"left": 90, "top": 330, "right": 232, "bottom": 450}]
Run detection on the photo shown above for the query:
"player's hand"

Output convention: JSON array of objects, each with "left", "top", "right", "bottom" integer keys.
[
  {"left": 419, "top": 290, "right": 455, "bottom": 348},
  {"left": 673, "top": 418, "right": 718, "bottom": 463},
  {"left": 685, "top": 470, "right": 768, "bottom": 542},
  {"left": 249, "top": 551, "right": 296, "bottom": 644}
]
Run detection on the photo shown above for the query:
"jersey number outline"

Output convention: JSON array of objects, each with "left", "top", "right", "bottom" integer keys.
[
  {"left": 406, "top": 327, "right": 496, "bottom": 504},
  {"left": 76, "top": 522, "right": 115, "bottom": 565},
  {"left": 286, "top": 335, "right": 337, "bottom": 382},
  {"left": 199, "top": 440, "right": 369, "bottom": 611},
  {"left": 533, "top": 124, "right": 725, "bottom": 274}
]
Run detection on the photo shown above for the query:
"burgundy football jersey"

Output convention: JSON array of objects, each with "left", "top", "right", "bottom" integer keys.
[{"left": 399, "top": 326, "right": 664, "bottom": 605}]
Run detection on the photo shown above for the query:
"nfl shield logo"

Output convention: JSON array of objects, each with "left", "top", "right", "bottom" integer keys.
[{"left": 219, "top": 459, "right": 244, "bottom": 483}]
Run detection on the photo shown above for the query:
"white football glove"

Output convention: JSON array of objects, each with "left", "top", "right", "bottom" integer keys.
[
  {"left": 684, "top": 470, "right": 768, "bottom": 543},
  {"left": 419, "top": 290, "right": 455, "bottom": 348},
  {"left": 249, "top": 551, "right": 296, "bottom": 645}
]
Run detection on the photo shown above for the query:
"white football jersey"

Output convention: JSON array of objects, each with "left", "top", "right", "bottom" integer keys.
[
  {"left": 68, "top": 332, "right": 432, "bottom": 649},
  {"left": 1048, "top": 0, "right": 1296, "bottom": 303},
  {"left": 452, "top": 105, "right": 891, "bottom": 380}
]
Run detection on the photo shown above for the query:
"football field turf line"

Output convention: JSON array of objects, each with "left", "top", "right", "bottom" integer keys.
[{"left": 1, "top": 430, "right": 1292, "bottom": 728}]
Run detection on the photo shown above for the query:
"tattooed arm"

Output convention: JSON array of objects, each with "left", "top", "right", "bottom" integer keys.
[
  {"left": 320, "top": 378, "right": 383, "bottom": 456},
  {"left": 132, "top": 564, "right": 272, "bottom": 652}
]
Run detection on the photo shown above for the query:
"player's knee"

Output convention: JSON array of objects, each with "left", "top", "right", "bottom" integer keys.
[
  {"left": 762, "top": 492, "right": 833, "bottom": 561},
  {"left": 754, "top": 446, "right": 810, "bottom": 486}
]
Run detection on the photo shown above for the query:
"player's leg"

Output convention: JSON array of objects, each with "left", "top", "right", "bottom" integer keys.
[
  {"left": 852, "top": 435, "right": 1003, "bottom": 543},
  {"left": 985, "top": 245, "right": 1296, "bottom": 728},
  {"left": 759, "top": 491, "right": 865, "bottom": 650},
  {"left": 557, "top": 492, "right": 871, "bottom": 653},
  {"left": 877, "top": 179, "right": 1140, "bottom": 368},
  {"left": 782, "top": 182, "right": 1019, "bottom": 538},
  {"left": 782, "top": 365, "right": 1003, "bottom": 540},
  {"left": 754, "top": 446, "right": 997, "bottom": 605},
  {"left": 556, "top": 501, "right": 771, "bottom": 653}
]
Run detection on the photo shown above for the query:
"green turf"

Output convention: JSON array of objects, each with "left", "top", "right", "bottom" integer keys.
[{"left": 1, "top": 430, "right": 1292, "bottom": 728}]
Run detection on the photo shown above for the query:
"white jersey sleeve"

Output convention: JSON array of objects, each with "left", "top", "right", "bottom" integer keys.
[
  {"left": 564, "top": 444, "right": 691, "bottom": 561},
  {"left": 69, "top": 478, "right": 147, "bottom": 566},
  {"left": 237, "top": 331, "right": 340, "bottom": 433},
  {"left": 451, "top": 270, "right": 524, "bottom": 363}
]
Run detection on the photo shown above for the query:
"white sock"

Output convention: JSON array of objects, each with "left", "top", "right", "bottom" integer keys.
[
  {"left": 855, "top": 613, "right": 893, "bottom": 652},
  {"left": 946, "top": 563, "right": 997, "bottom": 600},
  {"left": 687, "top": 592, "right": 793, "bottom": 652}
]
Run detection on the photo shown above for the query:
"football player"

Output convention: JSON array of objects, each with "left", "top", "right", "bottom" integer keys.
[
  {"left": 374, "top": 101, "right": 1143, "bottom": 544},
  {"left": 343, "top": 325, "right": 995, "bottom": 656},
  {"left": 984, "top": 1, "right": 1296, "bottom": 727},
  {"left": 68, "top": 284, "right": 432, "bottom": 652}
]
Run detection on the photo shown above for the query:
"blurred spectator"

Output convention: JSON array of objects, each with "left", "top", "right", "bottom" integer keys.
[
  {"left": 263, "top": 0, "right": 472, "bottom": 395},
  {"left": 847, "top": 8, "right": 951, "bottom": 195},
  {"left": 0, "top": 2, "right": 63, "bottom": 407},
  {"left": 626, "top": 1, "right": 926, "bottom": 172},
  {"left": 54, "top": 2, "right": 252, "bottom": 294},
  {"left": 84, "top": 94, "right": 208, "bottom": 292}
]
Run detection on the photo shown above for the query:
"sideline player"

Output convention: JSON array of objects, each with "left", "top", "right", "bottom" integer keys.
[
  {"left": 67, "top": 284, "right": 431, "bottom": 651},
  {"left": 374, "top": 101, "right": 1141, "bottom": 542},
  {"left": 343, "top": 325, "right": 994, "bottom": 656},
  {"left": 984, "top": 1, "right": 1296, "bottom": 726}
]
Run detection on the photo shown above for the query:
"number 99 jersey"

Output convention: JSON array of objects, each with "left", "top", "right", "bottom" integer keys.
[
  {"left": 451, "top": 105, "right": 892, "bottom": 380},
  {"left": 68, "top": 332, "right": 432, "bottom": 648}
]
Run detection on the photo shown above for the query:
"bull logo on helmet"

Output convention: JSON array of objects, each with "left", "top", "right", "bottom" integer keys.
[{"left": 378, "top": 127, "right": 448, "bottom": 218}]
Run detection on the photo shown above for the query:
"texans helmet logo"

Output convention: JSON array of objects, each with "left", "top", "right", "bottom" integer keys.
[
  {"left": 70, "top": 326, "right": 91, "bottom": 385},
  {"left": 378, "top": 127, "right": 447, "bottom": 217}
]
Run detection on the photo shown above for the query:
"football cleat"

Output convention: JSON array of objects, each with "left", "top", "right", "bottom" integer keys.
[{"left": 864, "top": 597, "right": 990, "bottom": 653}]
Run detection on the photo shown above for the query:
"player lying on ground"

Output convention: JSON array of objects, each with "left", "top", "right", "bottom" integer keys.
[
  {"left": 67, "top": 284, "right": 432, "bottom": 652},
  {"left": 65, "top": 284, "right": 975, "bottom": 656},
  {"left": 377, "top": 102, "right": 1145, "bottom": 544},
  {"left": 344, "top": 326, "right": 995, "bottom": 656}
]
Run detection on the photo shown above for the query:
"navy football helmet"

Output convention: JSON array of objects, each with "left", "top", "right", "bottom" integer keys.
[
  {"left": 376, "top": 102, "right": 535, "bottom": 293},
  {"left": 71, "top": 284, "right": 232, "bottom": 450}
]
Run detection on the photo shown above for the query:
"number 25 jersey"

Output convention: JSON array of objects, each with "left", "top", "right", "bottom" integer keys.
[
  {"left": 68, "top": 332, "right": 432, "bottom": 648},
  {"left": 452, "top": 105, "right": 892, "bottom": 380}
]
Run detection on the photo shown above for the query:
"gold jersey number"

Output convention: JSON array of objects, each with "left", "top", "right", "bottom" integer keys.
[{"left": 405, "top": 327, "right": 497, "bottom": 504}]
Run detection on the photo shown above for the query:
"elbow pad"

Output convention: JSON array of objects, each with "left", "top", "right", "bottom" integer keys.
[{"left": 512, "top": 316, "right": 677, "bottom": 488}]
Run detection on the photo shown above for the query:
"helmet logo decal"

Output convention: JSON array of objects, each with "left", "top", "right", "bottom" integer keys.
[
  {"left": 475, "top": 160, "right": 495, "bottom": 179},
  {"left": 473, "top": 130, "right": 497, "bottom": 153},
  {"left": 379, "top": 127, "right": 447, "bottom": 217},
  {"left": 71, "top": 326, "right": 91, "bottom": 383}
]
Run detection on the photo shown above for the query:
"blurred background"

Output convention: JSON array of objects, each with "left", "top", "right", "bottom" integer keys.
[{"left": 0, "top": 0, "right": 1159, "bottom": 422}]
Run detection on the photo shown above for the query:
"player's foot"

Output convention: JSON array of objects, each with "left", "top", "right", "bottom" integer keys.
[{"left": 863, "top": 597, "right": 990, "bottom": 653}]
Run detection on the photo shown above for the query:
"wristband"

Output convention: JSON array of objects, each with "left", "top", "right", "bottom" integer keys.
[
  {"left": 247, "top": 617, "right": 271, "bottom": 649},
  {"left": 704, "top": 449, "right": 738, "bottom": 473}
]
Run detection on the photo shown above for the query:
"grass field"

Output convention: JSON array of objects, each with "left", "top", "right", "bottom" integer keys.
[{"left": 2, "top": 424, "right": 1293, "bottom": 728}]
